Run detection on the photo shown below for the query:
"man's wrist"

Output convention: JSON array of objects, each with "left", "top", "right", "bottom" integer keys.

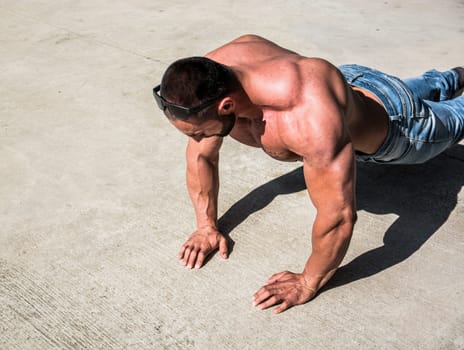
[
  {"left": 197, "top": 224, "right": 219, "bottom": 232},
  {"left": 302, "top": 266, "right": 338, "bottom": 291},
  {"left": 302, "top": 271, "right": 323, "bottom": 291}
]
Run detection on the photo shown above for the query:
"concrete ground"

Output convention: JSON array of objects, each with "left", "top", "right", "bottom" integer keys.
[{"left": 1, "top": 1, "right": 463, "bottom": 349}]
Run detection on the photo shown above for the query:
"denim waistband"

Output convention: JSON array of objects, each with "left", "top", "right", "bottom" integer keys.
[
  {"left": 338, "top": 64, "right": 415, "bottom": 118},
  {"left": 338, "top": 64, "right": 412, "bottom": 162}
]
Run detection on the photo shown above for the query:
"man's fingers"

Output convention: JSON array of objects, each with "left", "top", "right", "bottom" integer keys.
[
  {"left": 219, "top": 237, "right": 228, "bottom": 259},
  {"left": 256, "top": 295, "right": 281, "bottom": 310},
  {"left": 178, "top": 230, "right": 227, "bottom": 269},
  {"left": 273, "top": 301, "right": 291, "bottom": 314},
  {"left": 178, "top": 245, "right": 186, "bottom": 260},
  {"left": 253, "top": 285, "right": 290, "bottom": 311},
  {"left": 180, "top": 241, "right": 214, "bottom": 268},
  {"left": 253, "top": 287, "right": 272, "bottom": 306},
  {"left": 254, "top": 285, "right": 295, "bottom": 313},
  {"left": 186, "top": 248, "right": 199, "bottom": 269},
  {"left": 195, "top": 251, "right": 206, "bottom": 269},
  {"left": 266, "top": 271, "right": 289, "bottom": 285},
  {"left": 181, "top": 246, "right": 192, "bottom": 266}
]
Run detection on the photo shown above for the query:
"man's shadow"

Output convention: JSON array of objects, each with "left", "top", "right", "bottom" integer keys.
[
  {"left": 218, "top": 145, "right": 464, "bottom": 289},
  {"left": 218, "top": 166, "right": 307, "bottom": 240}
]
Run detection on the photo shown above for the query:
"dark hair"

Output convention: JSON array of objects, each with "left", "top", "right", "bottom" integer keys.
[{"left": 160, "top": 57, "right": 236, "bottom": 117}]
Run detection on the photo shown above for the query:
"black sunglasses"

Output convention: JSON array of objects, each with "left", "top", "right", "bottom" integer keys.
[{"left": 153, "top": 85, "right": 225, "bottom": 120}]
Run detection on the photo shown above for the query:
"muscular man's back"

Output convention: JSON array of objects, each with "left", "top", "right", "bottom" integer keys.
[{"left": 206, "top": 34, "right": 389, "bottom": 156}]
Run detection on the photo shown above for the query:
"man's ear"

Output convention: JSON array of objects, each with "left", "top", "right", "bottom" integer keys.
[{"left": 217, "top": 97, "right": 235, "bottom": 116}]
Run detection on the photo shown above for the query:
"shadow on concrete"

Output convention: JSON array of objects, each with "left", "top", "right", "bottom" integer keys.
[
  {"left": 326, "top": 144, "right": 464, "bottom": 290},
  {"left": 217, "top": 166, "right": 307, "bottom": 254},
  {"left": 218, "top": 144, "right": 464, "bottom": 291}
]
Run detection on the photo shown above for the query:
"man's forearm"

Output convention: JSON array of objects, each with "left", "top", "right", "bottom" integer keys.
[
  {"left": 186, "top": 155, "right": 220, "bottom": 229},
  {"left": 303, "top": 216, "right": 355, "bottom": 290},
  {"left": 179, "top": 139, "right": 227, "bottom": 269}
]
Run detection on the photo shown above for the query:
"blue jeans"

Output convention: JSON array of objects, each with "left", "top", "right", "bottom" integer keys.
[{"left": 339, "top": 64, "right": 464, "bottom": 164}]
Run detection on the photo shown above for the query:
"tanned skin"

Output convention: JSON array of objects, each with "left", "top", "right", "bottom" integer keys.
[{"left": 168, "top": 35, "right": 390, "bottom": 314}]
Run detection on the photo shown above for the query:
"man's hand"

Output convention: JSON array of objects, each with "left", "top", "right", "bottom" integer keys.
[
  {"left": 178, "top": 228, "right": 229, "bottom": 269},
  {"left": 253, "top": 271, "right": 317, "bottom": 314}
]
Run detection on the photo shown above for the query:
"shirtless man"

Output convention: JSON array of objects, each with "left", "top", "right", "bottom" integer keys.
[{"left": 153, "top": 34, "right": 464, "bottom": 314}]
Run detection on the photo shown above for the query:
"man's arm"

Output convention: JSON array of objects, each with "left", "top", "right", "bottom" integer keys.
[
  {"left": 253, "top": 142, "right": 356, "bottom": 313},
  {"left": 301, "top": 140, "right": 356, "bottom": 289},
  {"left": 299, "top": 65, "right": 357, "bottom": 291},
  {"left": 253, "top": 62, "right": 357, "bottom": 312},
  {"left": 178, "top": 136, "right": 229, "bottom": 268}
]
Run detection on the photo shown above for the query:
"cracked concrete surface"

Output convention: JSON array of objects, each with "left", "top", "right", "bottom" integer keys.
[{"left": 1, "top": 1, "right": 463, "bottom": 349}]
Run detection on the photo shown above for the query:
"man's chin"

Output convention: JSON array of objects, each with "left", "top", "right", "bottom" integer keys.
[{"left": 217, "top": 114, "right": 236, "bottom": 137}]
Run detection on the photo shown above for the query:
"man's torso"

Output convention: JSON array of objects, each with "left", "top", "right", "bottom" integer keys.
[{"left": 206, "top": 35, "right": 389, "bottom": 161}]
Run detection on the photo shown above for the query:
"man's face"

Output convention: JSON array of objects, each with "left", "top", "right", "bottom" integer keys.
[{"left": 169, "top": 112, "right": 236, "bottom": 142}]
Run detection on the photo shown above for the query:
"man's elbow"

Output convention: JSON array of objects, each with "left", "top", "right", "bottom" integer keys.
[
  {"left": 340, "top": 210, "right": 357, "bottom": 233},
  {"left": 314, "top": 209, "right": 356, "bottom": 240},
  {"left": 347, "top": 211, "right": 357, "bottom": 226},
  {"left": 329, "top": 210, "right": 357, "bottom": 241}
]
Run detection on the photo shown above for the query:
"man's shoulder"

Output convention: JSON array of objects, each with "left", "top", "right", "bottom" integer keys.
[
  {"left": 297, "top": 58, "right": 349, "bottom": 111},
  {"left": 238, "top": 57, "right": 342, "bottom": 113},
  {"left": 206, "top": 35, "right": 298, "bottom": 66},
  {"left": 299, "top": 57, "right": 343, "bottom": 85},
  {"left": 277, "top": 60, "right": 350, "bottom": 160},
  {"left": 206, "top": 35, "right": 339, "bottom": 72}
]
